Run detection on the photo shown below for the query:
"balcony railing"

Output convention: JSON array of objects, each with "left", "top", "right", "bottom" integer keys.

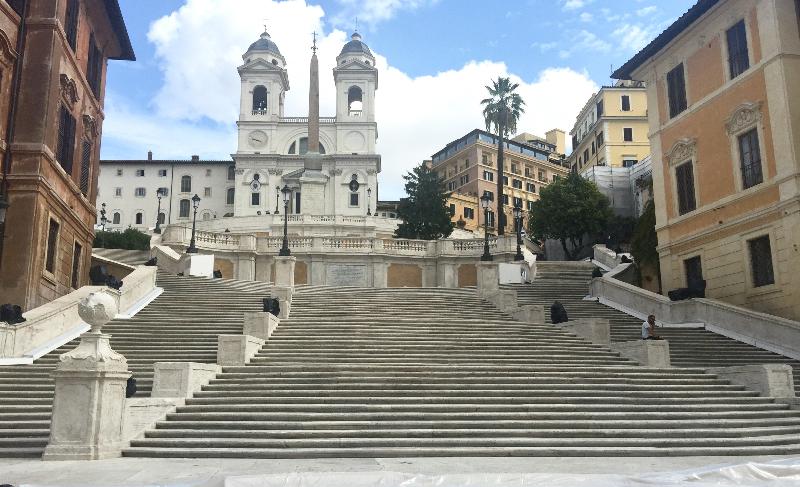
[{"left": 279, "top": 117, "right": 336, "bottom": 124}]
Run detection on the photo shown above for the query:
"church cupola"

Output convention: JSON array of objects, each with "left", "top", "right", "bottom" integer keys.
[
  {"left": 244, "top": 30, "right": 286, "bottom": 67},
  {"left": 336, "top": 32, "right": 375, "bottom": 67},
  {"left": 334, "top": 32, "right": 378, "bottom": 123},
  {"left": 238, "top": 29, "right": 289, "bottom": 122}
]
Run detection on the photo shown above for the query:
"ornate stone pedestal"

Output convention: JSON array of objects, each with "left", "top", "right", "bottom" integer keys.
[
  {"left": 43, "top": 291, "right": 131, "bottom": 461},
  {"left": 274, "top": 255, "right": 296, "bottom": 288}
]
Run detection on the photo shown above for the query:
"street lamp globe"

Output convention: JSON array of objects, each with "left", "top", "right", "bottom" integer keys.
[
  {"left": 281, "top": 185, "right": 291, "bottom": 204},
  {"left": 279, "top": 185, "right": 292, "bottom": 256},
  {"left": 480, "top": 191, "right": 493, "bottom": 262},
  {"left": 512, "top": 204, "right": 521, "bottom": 220},
  {"left": 192, "top": 193, "right": 201, "bottom": 209},
  {"left": 480, "top": 191, "right": 492, "bottom": 209}
]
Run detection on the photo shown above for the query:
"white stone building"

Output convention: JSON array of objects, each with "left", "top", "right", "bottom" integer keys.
[
  {"left": 97, "top": 154, "right": 235, "bottom": 232},
  {"left": 232, "top": 30, "right": 380, "bottom": 219}
]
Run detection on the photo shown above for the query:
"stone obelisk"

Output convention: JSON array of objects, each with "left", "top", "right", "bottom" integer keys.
[{"left": 300, "top": 33, "right": 327, "bottom": 215}]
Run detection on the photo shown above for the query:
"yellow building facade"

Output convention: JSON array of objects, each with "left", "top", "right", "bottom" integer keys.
[
  {"left": 430, "top": 129, "right": 569, "bottom": 234},
  {"left": 614, "top": 0, "right": 800, "bottom": 320},
  {"left": 568, "top": 81, "right": 651, "bottom": 173}
]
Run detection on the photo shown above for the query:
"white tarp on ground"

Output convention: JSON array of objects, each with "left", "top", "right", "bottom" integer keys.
[{"left": 225, "top": 457, "right": 800, "bottom": 487}]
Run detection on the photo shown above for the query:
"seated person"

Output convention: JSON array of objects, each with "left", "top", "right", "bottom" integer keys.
[{"left": 641, "top": 314, "right": 662, "bottom": 340}]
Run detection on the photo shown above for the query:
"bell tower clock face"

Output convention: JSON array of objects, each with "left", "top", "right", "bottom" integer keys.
[{"left": 248, "top": 130, "right": 267, "bottom": 148}]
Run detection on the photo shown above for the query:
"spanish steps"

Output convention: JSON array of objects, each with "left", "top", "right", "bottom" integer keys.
[{"left": 3, "top": 260, "right": 800, "bottom": 459}]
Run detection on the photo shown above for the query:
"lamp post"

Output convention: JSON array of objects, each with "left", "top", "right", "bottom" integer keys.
[
  {"left": 274, "top": 186, "right": 280, "bottom": 215},
  {"left": 513, "top": 202, "right": 524, "bottom": 261},
  {"left": 279, "top": 185, "right": 291, "bottom": 256},
  {"left": 186, "top": 194, "right": 200, "bottom": 253},
  {"left": 366, "top": 187, "right": 372, "bottom": 216},
  {"left": 154, "top": 189, "right": 163, "bottom": 234},
  {"left": 480, "top": 191, "right": 493, "bottom": 262}
]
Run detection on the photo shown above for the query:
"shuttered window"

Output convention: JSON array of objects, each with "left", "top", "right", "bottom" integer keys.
[
  {"left": 738, "top": 128, "right": 763, "bottom": 189},
  {"left": 71, "top": 242, "right": 82, "bottom": 289},
  {"left": 675, "top": 161, "right": 696, "bottom": 215},
  {"left": 726, "top": 20, "right": 750, "bottom": 79},
  {"left": 86, "top": 33, "right": 104, "bottom": 99},
  {"left": 667, "top": 63, "right": 687, "bottom": 118},
  {"left": 57, "top": 106, "right": 76, "bottom": 174},
  {"left": 79, "top": 140, "right": 91, "bottom": 195},
  {"left": 45, "top": 219, "right": 60, "bottom": 274},
  {"left": 621, "top": 95, "right": 630, "bottom": 111},
  {"left": 748, "top": 236, "right": 775, "bottom": 287},
  {"left": 64, "top": 0, "right": 79, "bottom": 51}
]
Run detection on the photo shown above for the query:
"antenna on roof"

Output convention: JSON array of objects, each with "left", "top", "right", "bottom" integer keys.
[
  {"left": 610, "top": 63, "right": 614, "bottom": 85},
  {"left": 354, "top": 17, "right": 359, "bottom": 33}
]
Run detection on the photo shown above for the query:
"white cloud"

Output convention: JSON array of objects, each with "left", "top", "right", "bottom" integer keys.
[
  {"left": 562, "top": 0, "right": 592, "bottom": 11},
  {"left": 104, "top": 0, "right": 598, "bottom": 199},
  {"left": 531, "top": 41, "right": 557, "bottom": 53},
  {"left": 575, "top": 30, "right": 611, "bottom": 52},
  {"left": 612, "top": 23, "right": 659, "bottom": 52},
  {"left": 636, "top": 6, "right": 658, "bottom": 17},
  {"left": 333, "top": 0, "right": 437, "bottom": 27},
  {"left": 579, "top": 12, "right": 593, "bottom": 22}
]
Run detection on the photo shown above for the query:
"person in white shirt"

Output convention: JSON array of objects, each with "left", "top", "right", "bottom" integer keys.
[{"left": 641, "top": 314, "right": 661, "bottom": 340}]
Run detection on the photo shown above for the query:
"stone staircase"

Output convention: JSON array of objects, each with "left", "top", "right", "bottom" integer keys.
[
  {"left": 508, "top": 261, "right": 800, "bottom": 395},
  {"left": 124, "top": 284, "right": 800, "bottom": 458},
  {"left": 91, "top": 248, "right": 152, "bottom": 266},
  {"left": 0, "top": 272, "right": 266, "bottom": 458}
]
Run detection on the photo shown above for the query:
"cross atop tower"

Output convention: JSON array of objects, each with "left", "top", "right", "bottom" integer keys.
[
  {"left": 354, "top": 17, "right": 359, "bottom": 33},
  {"left": 311, "top": 31, "right": 318, "bottom": 54}
]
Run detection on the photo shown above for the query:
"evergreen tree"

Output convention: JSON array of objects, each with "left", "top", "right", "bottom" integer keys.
[
  {"left": 395, "top": 162, "right": 453, "bottom": 240},
  {"left": 528, "top": 172, "right": 612, "bottom": 260}
]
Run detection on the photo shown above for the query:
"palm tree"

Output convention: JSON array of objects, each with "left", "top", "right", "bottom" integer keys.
[{"left": 481, "top": 77, "right": 525, "bottom": 235}]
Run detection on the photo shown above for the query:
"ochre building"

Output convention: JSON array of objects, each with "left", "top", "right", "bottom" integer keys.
[
  {"left": 0, "top": 0, "right": 134, "bottom": 310},
  {"left": 614, "top": 0, "right": 800, "bottom": 320}
]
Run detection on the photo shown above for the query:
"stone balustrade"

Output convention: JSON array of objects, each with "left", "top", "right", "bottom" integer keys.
[{"left": 176, "top": 213, "right": 402, "bottom": 236}]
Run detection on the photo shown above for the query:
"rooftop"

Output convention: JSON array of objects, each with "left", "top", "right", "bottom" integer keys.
[{"left": 431, "top": 129, "right": 566, "bottom": 168}]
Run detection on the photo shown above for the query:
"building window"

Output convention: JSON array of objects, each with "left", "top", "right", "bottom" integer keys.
[
  {"left": 448, "top": 204, "right": 455, "bottom": 216},
  {"left": 510, "top": 163, "right": 517, "bottom": 174},
  {"left": 621, "top": 95, "right": 631, "bottom": 111},
  {"left": 252, "top": 85, "right": 268, "bottom": 113},
  {"left": 622, "top": 159, "right": 637, "bottom": 168},
  {"left": 45, "top": 219, "right": 59, "bottom": 274},
  {"left": 481, "top": 154, "right": 488, "bottom": 165},
  {"left": 553, "top": 175, "right": 560, "bottom": 182},
  {"left": 179, "top": 199, "right": 190, "bottom": 217},
  {"left": 502, "top": 176, "right": 508, "bottom": 186},
  {"left": 513, "top": 196, "right": 522, "bottom": 207},
  {"left": 538, "top": 170, "right": 545, "bottom": 181},
  {"left": 135, "top": 187, "right": 146, "bottom": 197},
  {"left": 205, "top": 169, "right": 212, "bottom": 177},
  {"left": 158, "top": 187, "right": 169, "bottom": 196},
  {"left": 135, "top": 212, "right": 143, "bottom": 225},
  {"left": 158, "top": 169, "right": 167, "bottom": 177},
  {"left": 350, "top": 193, "right": 359, "bottom": 206},
  {"left": 204, "top": 187, "right": 212, "bottom": 197},
  {"left": 524, "top": 167, "right": 531, "bottom": 177},
  {"left": 501, "top": 194, "right": 509, "bottom": 205},
  {"left": 596, "top": 131, "right": 604, "bottom": 148},
  {"left": 738, "top": 128, "right": 763, "bottom": 189},
  {"left": 251, "top": 192, "right": 260, "bottom": 206},
  {"left": 227, "top": 166, "right": 235, "bottom": 180},
  {"left": 596, "top": 100, "right": 603, "bottom": 118},
  {"left": 623, "top": 128, "right": 633, "bottom": 142},
  {"left": 483, "top": 170, "right": 494, "bottom": 182},
  {"left": 64, "top": 0, "right": 79, "bottom": 51},
  {"left": 527, "top": 200, "right": 534, "bottom": 211},
  {"left": 583, "top": 149, "right": 589, "bottom": 163},
  {"left": 71, "top": 242, "right": 82, "bottom": 289},
  {"left": 447, "top": 181, "right": 456, "bottom": 191},
  {"left": 79, "top": 141, "right": 91, "bottom": 196},
  {"left": 117, "top": 169, "right": 123, "bottom": 176},
  {"left": 86, "top": 33, "right": 103, "bottom": 99},
  {"left": 464, "top": 207, "right": 474, "bottom": 219},
  {"left": 675, "top": 161, "right": 696, "bottom": 215},
  {"left": 181, "top": 175, "right": 191, "bottom": 193},
  {"left": 487, "top": 210, "right": 495, "bottom": 228},
  {"left": 591, "top": 141, "right": 595, "bottom": 155},
  {"left": 114, "top": 187, "right": 122, "bottom": 197},
  {"left": 226, "top": 188, "right": 235, "bottom": 205},
  {"left": 112, "top": 212, "right": 121, "bottom": 224},
  {"left": 726, "top": 20, "right": 750, "bottom": 79},
  {"left": 512, "top": 179, "right": 522, "bottom": 189},
  {"left": 136, "top": 169, "right": 145, "bottom": 177},
  {"left": 684, "top": 256, "right": 704, "bottom": 290},
  {"left": 464, "top": 159, "right": 470, "bottom": 168},
  {"left": 459, "top": 175, "right": 469, "bottom": 186},
  {"left": 57, "top": 105, "right": 76, "bottom": 174},
  {"left": 526, "top": 182, "right": 536, "bottom": 192},
  {"left": 667, "top": 63, "right": 688, "bottom": 118},
  {"left": 748, "top": 235, "right": 775, "bottom": 287}
]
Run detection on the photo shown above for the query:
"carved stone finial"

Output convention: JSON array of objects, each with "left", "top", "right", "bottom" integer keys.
[{"left": 78, "top": 291, "right": 118, "bottom": 334}]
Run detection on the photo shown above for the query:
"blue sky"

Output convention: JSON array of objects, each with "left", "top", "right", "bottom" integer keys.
[{"left": 103, "top": 0, "right": 694, "bottom": 199}]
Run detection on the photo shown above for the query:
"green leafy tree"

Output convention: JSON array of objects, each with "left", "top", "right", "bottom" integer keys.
[
  {"left": 528, "top": 172, "right": 613, "bottom": 260},
  {"left": 606, "top": 215, "right": 637, "bottom": 250},
  {"left": 93, "top": 228, "right": 151, "bottom": 250},
  {"left": 631, "top": 200, "right": 659, "bottom": 268},
  {"left": 395, "top": 162, "right": 453, "bottom": 240},
  {"left": 481, "top": 77, "right": 525, "bottom": 236}
]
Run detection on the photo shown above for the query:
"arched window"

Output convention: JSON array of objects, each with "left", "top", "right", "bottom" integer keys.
[
  {"left": 288, "top": 137, "right": 326, "bottom": 155},
  {"left": 158, "top": 212, "right": 165, "bottom": 224},
  {"left": 252, "top": 86, "right": 267, "bottom": 114},
  {"left": 112, "top": 212, "right": 121, "bottom": 224},
  {"left": 135, "top": 212, "right": 143, "bottom": 225},
  {"left": 226, "top": 188, "right": 235, "bottom": 205},
  {"left": 181, "top": 175, "right": 191, "bottom": 193},
  {"left": 179, "top": 199, "right": 190, "bottom": 218},
  {"left": 227, "top": 165, "right": 235, "bottom": 180},
  {"left": 348, "top": 86, "right": 363, "bottom": 114},
  {"left": 202, "top": 212, "right": 211, "bottom": 221}
]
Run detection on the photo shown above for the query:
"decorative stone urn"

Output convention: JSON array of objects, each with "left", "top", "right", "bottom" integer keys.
[{"left": 43, "top": 291, "right": 131, "bottom": 461}]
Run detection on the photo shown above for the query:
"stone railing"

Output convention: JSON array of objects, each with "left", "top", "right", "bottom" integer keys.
[
  {"left": 0, "top": 266, "right": 160, "bottom": 364},
  {"left": 590, "top": 275, "right": 800, "bottom": 361},
  {"left": 592, "top": 244, "right": 632, "bottom": 271},
  {"left": 186, "top": 214, "right": 401, "bottom": 236},
  {"left": 162, "top": 228, "right": 516, "bottom": 259}
]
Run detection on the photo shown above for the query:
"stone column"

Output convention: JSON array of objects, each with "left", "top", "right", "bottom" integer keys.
[
  {"left": 274, "top": 255, "right": 296, "bottom": 288},
  {"left": 43, "top": 292, "right": 131, "bottom": 461}
]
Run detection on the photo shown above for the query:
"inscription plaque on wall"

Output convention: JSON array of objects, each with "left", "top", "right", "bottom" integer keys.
[{"left": 327, "top": 264, "right": 368, "bottom": 286}]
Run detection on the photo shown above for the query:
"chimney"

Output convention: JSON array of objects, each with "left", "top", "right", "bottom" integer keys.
[
  {"left": 147, "top": 150, "right": 153, "bottom": 161},
  {"left": 191, "top": 155, "right": 199, "bottom": 162}
]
